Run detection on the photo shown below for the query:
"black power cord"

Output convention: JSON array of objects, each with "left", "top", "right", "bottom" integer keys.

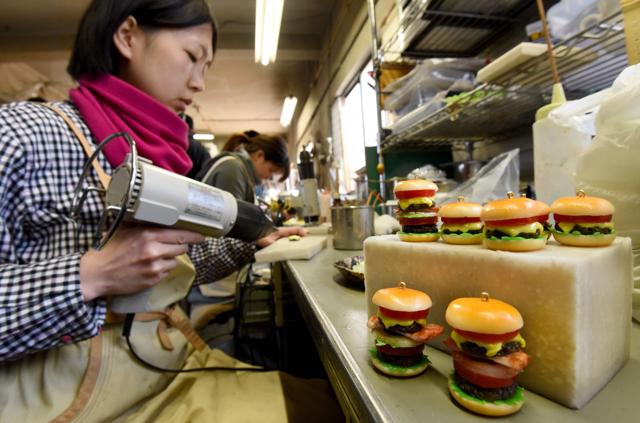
[{"left": 122, "top": 313, "right": 276, "bottom": 373}]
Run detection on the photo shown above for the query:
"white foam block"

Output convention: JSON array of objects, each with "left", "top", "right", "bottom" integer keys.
[
  {"left": 364, "top": 235, "right": 633, "bottom": 409},
  {"left": 254, "top": 235, "right": 327, "bottom": 263}
]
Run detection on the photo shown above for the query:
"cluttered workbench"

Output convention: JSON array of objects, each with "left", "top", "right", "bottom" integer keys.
[{"left": 277, "top": 238, "right": 640, "bottom": 422}]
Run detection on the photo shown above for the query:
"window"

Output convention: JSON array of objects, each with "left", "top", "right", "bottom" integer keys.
[{"left": 331, "top": 61, "right": 382, "bottom": 193}]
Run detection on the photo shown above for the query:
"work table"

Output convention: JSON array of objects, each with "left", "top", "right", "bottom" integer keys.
[{"left": 279, "top": 241, "right": 640, "bottom": 422}]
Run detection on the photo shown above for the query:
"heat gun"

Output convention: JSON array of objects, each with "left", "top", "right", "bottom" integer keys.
[{"left": 73, "top": 132, "right": 276, "bottom": 313}]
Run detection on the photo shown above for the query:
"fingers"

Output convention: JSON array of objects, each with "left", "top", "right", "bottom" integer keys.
[
  {"left": 140, "top": 257, "right": 178, "bottom": 280},
  {"left": 152, "top": 229, "right": 206, "bottom": 245}
]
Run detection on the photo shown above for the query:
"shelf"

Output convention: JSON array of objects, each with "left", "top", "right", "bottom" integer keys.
[
  {"left": 380, "top": 11, "right": 628, "bottom": 153},
  {"left": 491, "top": 12, "right": 627, "bottom": 95},
  {"left": 382, "top": 86, "right": 546, "bottom": 152},
  {"left": 383, "top": 0, "right": 534, "bottom": 59}
]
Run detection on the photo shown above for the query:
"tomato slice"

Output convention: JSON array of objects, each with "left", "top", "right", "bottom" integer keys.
[
  {"left": 376, "top": 344, "right": 424, "bottom": 357},
  {"left": 554, "top": 214, "right": 612, "bottom": 223},
  {"left": 398, "top": 216, "right": 438, "bottom": 226},
  {"left": 395, "top": 189, "right": 436, "bottom": 200},
  {"left": 484, "top": 214, "right": 548, "bottom": 227},
  {"left": 441, "top": 216, "right": 481, "bottom": 224},
  {"left": 454, "top": 329, "right": 519, "bottom": 344},
  {"left": 379, "top": 307, "right": 429, "bottom": 321},
  {"left": 452, "top": 351, "right": 518, "bottom": 389}
]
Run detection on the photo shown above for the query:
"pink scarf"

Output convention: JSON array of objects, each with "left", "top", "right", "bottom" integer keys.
[{"left": 69, "top": 74, "right": 192, "bottom": 175}]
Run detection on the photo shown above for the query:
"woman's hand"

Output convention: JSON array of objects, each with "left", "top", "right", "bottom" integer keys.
[
  {"left": 79, "top": 226, "right": 205, "bottom": 301},
  {"left": 255, "top": 226, "right": 308, "bottom": 248}
]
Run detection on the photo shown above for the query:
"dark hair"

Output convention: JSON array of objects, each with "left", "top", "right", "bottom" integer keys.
[
  {"left": 223, "top": 132, "right": 290, "bottom": 181},
  {"left": 68, "top": 0, "right": 218, "bottom": 79}
]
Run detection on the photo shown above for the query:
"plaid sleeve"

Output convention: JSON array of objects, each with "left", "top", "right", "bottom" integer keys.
[
  {"left": 0, "top": 103, "right": 106, "bottom": 362},
  {"left": 189, "top": 237, "right": 257, "bottom": 285},
  {"left": 0, "top": 256, "right": 106, "bottom": 361}
]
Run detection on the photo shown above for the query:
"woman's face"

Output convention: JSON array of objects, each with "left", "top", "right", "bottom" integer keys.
[
  {"left": 114, "top": 17, "right": 214, "bottom": 113},
  {"left": 251, "top": 151, "right": 283, "bottom": 181}
]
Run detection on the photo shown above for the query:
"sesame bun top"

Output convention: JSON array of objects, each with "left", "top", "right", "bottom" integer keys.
[
  {"left": 446, "top": 294, "right": 523, "bottom": 334},
  {"left": 551, "top": 191, "right": 614, "bottom": 216},
  {"left": 439, "top": 197, "right": 482, "bottom": 218},
  {"left": 481, "top": 193, "right": 550, "bottom": 221},
  {"left": 393, "top": 179, "right": 438, "bottom": 194},
  {"left": 372, "top": 282, "right": 432, "bottom": 312}
]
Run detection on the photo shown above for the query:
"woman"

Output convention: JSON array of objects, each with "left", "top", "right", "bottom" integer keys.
[
  {"left": 0, "top": 1, "right": 340, "bottom": 422},
  {"left": 198, "top": 132, "right": 291, "bottom": 204}
]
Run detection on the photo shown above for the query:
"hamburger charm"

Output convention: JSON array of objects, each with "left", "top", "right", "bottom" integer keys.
[
  {"left": 445, "top": 293, "right": 530, "bottom": 416},
  {"left": 367, "top": 282, "right": 444, "bottom": 377},
  {"left": 393, "top": 179, "right": 440, "bottom": 242},
  {"left": 481, "top": 192, "right": 550, "bottom": 252},
  {"left": 438, "top": 196, "right": 484, "bottom": 245},
  {"left": 550, "top": 190, "right": 616, "bottom": 247}
]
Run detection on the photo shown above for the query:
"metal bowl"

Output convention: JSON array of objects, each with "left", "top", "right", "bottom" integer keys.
[{"left": 333, "top": 255, "right": 365, "bottom": 287}]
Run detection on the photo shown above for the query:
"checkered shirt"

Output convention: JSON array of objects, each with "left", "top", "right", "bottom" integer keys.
[{"left": 0, "top": 101, "right": 256, "bottom": 362}]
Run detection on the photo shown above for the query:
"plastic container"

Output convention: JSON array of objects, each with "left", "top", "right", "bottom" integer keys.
[
  {"left": 383, "top": 60, "right": 476, "bottom": 116},
  {"left": 548, "top": 0, "right": 620, "bottom": 40},
  {"left": 533, "top": 84, "right": 596, "bottom": 205}
]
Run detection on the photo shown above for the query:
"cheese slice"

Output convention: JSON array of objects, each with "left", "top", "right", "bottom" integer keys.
[
  {"left": 557, "top": 221, "right": 614, "bottom": 234},
  {"left": 377, "top": 311, "right": 426, "bottom": 328},
  {"left": 486, "top": 221, "right": 544, "bottom": 237},
  {"left": 451, "top": 330, "right": 525, "bottom": 357},
  {"left": 441, "top": 222, "right": 483, "bottom": 233},
  {"left": 398, "top": 197, "right": 435, "bottom": 210}
]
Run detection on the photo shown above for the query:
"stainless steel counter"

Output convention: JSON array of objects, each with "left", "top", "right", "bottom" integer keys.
[{"left": 281, "top": 242, "right": 640, "bottom": 423}]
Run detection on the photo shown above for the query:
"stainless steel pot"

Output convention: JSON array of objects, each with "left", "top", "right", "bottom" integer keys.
[{"left": 331, "top": 206, "right": 375, "bottom": 250}]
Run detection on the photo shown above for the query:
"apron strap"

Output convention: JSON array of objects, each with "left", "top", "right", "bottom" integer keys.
[
  {"left": 40, "top": 103, "right": 111, "bottom": 189},
  {"left": 49, "top": 334, "right": 103, "bottom": 423}
]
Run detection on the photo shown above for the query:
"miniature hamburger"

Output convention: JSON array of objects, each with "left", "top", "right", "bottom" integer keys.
[
  {"left": 445, "top": 293, "right": 530, "bottom": 417},
  {"left": 393, "top": 179, "right": 439, "bottom": 242},
  {"left": 439, "top": 196, "right": 483, "bottom": 245},
  {"left": 551, "top": 190, "right": 616, "bottom": 247},
  {"left": 481, "top": 192, "right": 550, "bottom": 252},
  {"left": 367, "top": 282, "right": 443, "bottom": 377}
]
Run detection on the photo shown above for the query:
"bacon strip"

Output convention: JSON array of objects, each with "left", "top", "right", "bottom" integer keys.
[
  {"left": 367, "top": 316, "right": 443, "bottom": 343},
  {"left": 404, "top": 323, "right": 444, "bottom": 343},
  {"left": 367, "top": 315, "right": 382, "bottom": 330},
  {"left": 492, "top": 351, "right": 529, "bottom": 372},
  {"left": 444, "top": 337, "right": 530, "bottom": 372}
]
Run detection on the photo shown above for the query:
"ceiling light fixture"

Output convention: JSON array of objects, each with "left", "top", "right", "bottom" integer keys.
[
  {"left": 280, "top": 95, "right": 297, "bottom": 127},
  {"left": 193, "top": 133, "right": 215, "bottom": 141},
  {"left": 255, "top": 0, "right": 285, "bottom": 66}
]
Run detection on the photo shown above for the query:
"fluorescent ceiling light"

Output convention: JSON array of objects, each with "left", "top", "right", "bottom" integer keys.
[
  {"left": 255, "top": 0, "right": 285, "bottom": 66},
  {"left": 193, "top": 133, "right": 215, "bottom": 141},
  {"left": 280, "top": 95, "right": 297, "bottom": 127}
]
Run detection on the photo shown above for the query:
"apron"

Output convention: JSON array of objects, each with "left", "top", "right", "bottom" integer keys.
[{"left": 0, "top": 104, "right": 342, "bottom": 423}]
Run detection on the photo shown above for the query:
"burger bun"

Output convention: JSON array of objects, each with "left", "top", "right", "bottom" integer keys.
[
  {"left": 441, "top": 233, "right": 483, "bottom": 245},
  {"left": 483, "top": 237, "right": 546, "bottom": 252},
  {"left": 371, "top": 354, "right": 429, "bottom": 378},
  {"left": 449, "top": 376, "right": 523, "bottom": 417},
  {"left": 372, "top": 285, "right": 432, "bottom": 311},
  {"left": 552, "top": 232, "right": 616, "bottom": 247},
  {"left": 398, "top": 232, "right": 440, "bottom": 242},
  {"left": 482, "top": 197, "right": 549, "bottom": 221},
  {"left": 445, "top": 296, "right": 523, "bottom": 334},
  {"left": 438, "top": 201, "right": 482, "bottom": 218},
  {"left": 551, "top": 195, "right": 614, "bottom": 216},
  {"left": 394, "top": 179, "right": 438, "bottom": 194}
]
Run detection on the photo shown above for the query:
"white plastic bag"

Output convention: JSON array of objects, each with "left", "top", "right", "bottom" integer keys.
[
  {"left": 438, "top": 149, "right": 520, "bottom": 205},
  {"left": 533, "top": 89, "right": 605, "bottom": 205},
  {"left": 575, "top": 64, "right": 640, "bottom": 246},
  {"left": 574, "top": 64, "right": 640, "bottom": 322}
]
